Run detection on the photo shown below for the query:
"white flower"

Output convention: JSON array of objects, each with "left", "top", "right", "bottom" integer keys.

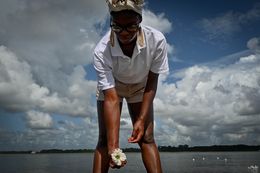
[{"left": 111, "top": 148, "right": 127, "bottom": 166}]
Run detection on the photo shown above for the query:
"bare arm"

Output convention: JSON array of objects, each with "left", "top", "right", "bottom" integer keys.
[
  {"left": 139, "top": 71, "right": 159, "bottom": 121},
  {"left": 128, "top": 71, "right": 159, "bottom": 143},
  {"left": 103, "top": 88, "right": 121, "bottom": 153}
]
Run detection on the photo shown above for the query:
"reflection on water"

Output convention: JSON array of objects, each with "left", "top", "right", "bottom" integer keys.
[
  {"left": 161, "top": 152, "right": 259, "bottom": 173},
  {"left": 0, "top": 152, "right": 259, "bottom": 173}
]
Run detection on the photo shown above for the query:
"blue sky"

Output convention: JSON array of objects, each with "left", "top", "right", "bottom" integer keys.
[{"left": 0, "top": 0, "right": 260, "bottom": 151}]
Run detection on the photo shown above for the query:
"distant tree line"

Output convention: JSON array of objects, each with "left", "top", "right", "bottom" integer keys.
[
  {"left": 1, "top": 144, "right": 260, "bottom": 154},
  {"left": 158, "top": 144, "right": 260, "bottom": 152}
]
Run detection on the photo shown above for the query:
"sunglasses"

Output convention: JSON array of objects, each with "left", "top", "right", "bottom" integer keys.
[{"left": 110, "top": 22, "right": 140, "bottom": 33}]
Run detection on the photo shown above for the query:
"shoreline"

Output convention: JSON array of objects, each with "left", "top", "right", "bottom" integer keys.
[{"left": 1, "top": 144, "right": 260, "bottom": 154}]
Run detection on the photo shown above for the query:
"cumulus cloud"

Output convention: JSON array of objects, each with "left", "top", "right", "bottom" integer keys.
[
  {"left": 0, "top": 0, "right": 105, "bottom": 87},
  {"left": 26, "top": 110, "right": 53, "bottom": 129},
  {"left": 247, "top": 37, "right": 260, "bottom": 54},
  {"left": 0, "top": 46, "right": 96, "bottom": 116},
  {"left": 0, "top": 124, "right": 98, "bottom": 151},
  {"left": 199, "top": 3, "right": 260, "bottom": 40},
  {"left": 154, "top": 40, "right": 260, "bottom": 146},
  {"left": 0, "top": 0, "right": 104, "bottom": 117},
  {"left": 142, "top": 9, "right": 172, "bottom": 34}
]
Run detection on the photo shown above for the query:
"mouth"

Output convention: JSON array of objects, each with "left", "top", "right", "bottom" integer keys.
[
  {"left": 119, "top": 37, "right": 131, "bottom": 43},
  {"left": 118, "top": 34, "right": 136, "bottom": 44}
]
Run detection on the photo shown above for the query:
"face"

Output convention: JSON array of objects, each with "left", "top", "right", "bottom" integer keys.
[{"left": 111, "top": 13, "right": 141, "bottom": 45}]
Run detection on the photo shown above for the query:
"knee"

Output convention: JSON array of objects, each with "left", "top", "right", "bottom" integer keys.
[{"left": 138, "top": 133, "right": 155, "bottom": 145}]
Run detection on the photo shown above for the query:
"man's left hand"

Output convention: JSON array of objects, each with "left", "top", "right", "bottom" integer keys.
[{"left": 128, "top": 119, "right": 144, "bottom": 143}]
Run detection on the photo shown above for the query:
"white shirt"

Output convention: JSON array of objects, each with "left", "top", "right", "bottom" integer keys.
[{"left": 93, "top": 25, "right": 169, "bottom": 91}]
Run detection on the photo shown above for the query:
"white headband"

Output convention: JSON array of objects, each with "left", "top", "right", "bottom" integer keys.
[{"left": 106, "top": 0, "right": 144, "bottom": 16}]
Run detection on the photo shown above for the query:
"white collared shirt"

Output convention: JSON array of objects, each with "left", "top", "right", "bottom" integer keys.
[{"left": 93, "top": 25, "right": 169, "bottom": 91}]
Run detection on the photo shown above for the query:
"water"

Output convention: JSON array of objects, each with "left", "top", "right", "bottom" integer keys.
[{"left": 0, "top": 152, "right": 259, "bottom": 173}]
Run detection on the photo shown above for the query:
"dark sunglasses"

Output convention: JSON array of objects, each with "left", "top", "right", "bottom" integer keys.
[{"left": 110, "top": 22, "right": 140, "bottom": 33}]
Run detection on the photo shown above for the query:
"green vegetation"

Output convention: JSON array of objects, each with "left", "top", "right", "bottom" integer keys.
[
  {"left": 158, "top": 144, "right": 260, "bottom": 152},
  {"left": 1, "top": 145, "right": 259, "bottom": 154}
]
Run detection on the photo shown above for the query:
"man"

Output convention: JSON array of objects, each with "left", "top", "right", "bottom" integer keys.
[{"left": 92, "top": 0, "right": 169, "bottom": 172}]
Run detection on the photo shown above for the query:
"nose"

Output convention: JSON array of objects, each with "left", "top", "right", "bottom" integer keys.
[
  {"left": 117, "top": 30, "right": 131, "bottom": 40},
  {"left": 119, "top": 29, "right": 129, "bottom": 35}
]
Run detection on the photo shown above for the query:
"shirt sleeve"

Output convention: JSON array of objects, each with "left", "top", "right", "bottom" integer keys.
[
  {"left": 93, "top": 52, "right": 115, "bottom": 91},
  {"left": 150, "top": 35, "right": 169, "bottom": 74}
]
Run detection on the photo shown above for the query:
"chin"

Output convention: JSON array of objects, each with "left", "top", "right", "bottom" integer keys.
[
  {"left": 119, "top": 39, "right": 132, "bottom": 44},
  {"left": 119, "top": 37, "right": 136, "bottom": 45},
  {"left": 118, "top": 34, "right": 137, "bottom": 45}
]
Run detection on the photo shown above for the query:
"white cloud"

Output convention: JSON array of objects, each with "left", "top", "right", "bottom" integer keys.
[
  {"left": 0, "top": 123, "right": 99, "bottom": 151},
  {"left": 199, "top": 3, "right": 260, "bottom": 40},
  {"left": 0, "top": 0, "right": 106, "bottom": 101},
  {"left": 247, "top": 37, "right": 260, "bottom": 54},
  {"left": 0, "top": 46, "right": 44, "bottom": 111},
  {"left": 0, "top": 46, "right": 96, "bottom": 116},
  {"left": 142, "top": 9, "right": 172, "bottom": 34},
  {"left": 200, "top": 12, "right": 240, "bottom": 39},
  {"left": 154, "top": 42, "right": 260, "bottom": 146},
  {"left": 26, "top": 110, "right": 53, "bottom": 129},
  {"left": 0, "top": 0, "right": 105, "bottom": 119}
]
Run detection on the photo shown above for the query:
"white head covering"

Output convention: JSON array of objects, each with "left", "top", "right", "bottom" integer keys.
[
  {"left": 107, "top": 0, "right": 145, "bottom": 47},
  {"left": 106, "top": 0, "right": 144, "bottom": 16}
]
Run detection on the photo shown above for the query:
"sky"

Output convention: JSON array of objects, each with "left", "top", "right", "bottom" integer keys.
[{"left": 0, "top": 0, "right": 260, "bottom": 151}]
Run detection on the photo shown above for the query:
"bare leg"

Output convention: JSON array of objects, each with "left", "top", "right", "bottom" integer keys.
[
  {"left": 92, "top": 101, "right": 110, "bottom": 173},
  {"left": 92, "top": 146, "right": 109, "bottom": 173},
  {"left": 92, "top": 101, "right": 123, "bottom": 173},
  {"left": 128, "top": 102, "right": 163, "bottom": 173}
]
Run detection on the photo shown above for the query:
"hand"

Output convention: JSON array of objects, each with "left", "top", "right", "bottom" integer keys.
[
  {"left": 128, "top": 119, "right": 145, "bottom": 143},
  {"left": 109, "top": 158, "right": 127, "bottom": 169},
  {"left": 108, "top": 148, "right": 127, "bottom": 169},
  {"left": 109, "top": 159, "right": 126, "bottom": 169}
]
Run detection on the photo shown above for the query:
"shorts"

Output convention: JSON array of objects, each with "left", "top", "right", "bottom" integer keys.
[{"left": 96, "top": 80, "right": 146, "bottom": 103}]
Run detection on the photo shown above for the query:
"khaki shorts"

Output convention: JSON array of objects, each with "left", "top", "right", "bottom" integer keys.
[{"left": 96, "top": 80, "right": 146, "bottom": 103}]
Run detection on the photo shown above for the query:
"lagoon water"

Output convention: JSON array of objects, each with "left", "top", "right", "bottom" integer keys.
[{"left": 0, "top": 152, "right": 259, "bottom": 173}]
